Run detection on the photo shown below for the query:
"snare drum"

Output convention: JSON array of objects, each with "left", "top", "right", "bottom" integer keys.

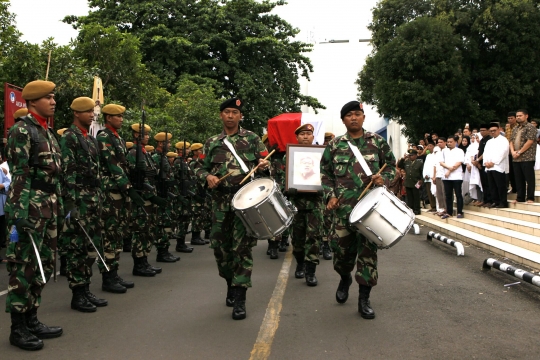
[
  {"left": 349, "top": 186, "right": 414, "bottom": 249},
  {"left": 231, "top": 178, "right": 297, "bottom": 240}
]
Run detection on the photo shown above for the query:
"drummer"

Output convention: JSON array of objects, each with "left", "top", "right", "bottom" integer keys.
[
  {"left": 194, "top": 97, "right": 270, "bottom": 321},
  {"left": 286, "top": 124, "right": 324, "bottom": 286},
  {"left": 320, "top": 100, "right": 396, "bottom": 319}
]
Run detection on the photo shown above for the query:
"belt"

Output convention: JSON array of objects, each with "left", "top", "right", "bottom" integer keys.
[
  {"left": 30, "top": 179, "right": 56, "bottom": 194},
  {"left": 75, "top": 176, "right": 101, "bottom": 188},
  {"left": 216, "top": 185, "right": 242, "bottom": 194}
]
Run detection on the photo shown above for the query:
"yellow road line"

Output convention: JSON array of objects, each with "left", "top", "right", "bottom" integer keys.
[{"left": 249, "top": 246, "right": 293, "bottom": 360}]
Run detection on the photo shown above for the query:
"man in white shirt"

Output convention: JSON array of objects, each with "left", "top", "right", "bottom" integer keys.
[
  {"left": 483, "top": 122, "right": 510, "bottom": 208},
  {"left": 422, "top": 143, "right": 437, "bottom": 212},
  {"left": 440, "top": 135, "right": 465, "bottom": 219},
  {"left": 433, "top": 138, "right": 449, "bottom": 215}
]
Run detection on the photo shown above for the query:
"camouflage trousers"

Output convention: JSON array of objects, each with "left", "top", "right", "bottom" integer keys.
[
  {"left": 331, "top": 217, "right": 378, "bottom": 287},
  {"left": 191, "top": 196, "right": 211, "bottom": 233},
  {"left": 155, "top": 202, "right": 174, "bottom": 250},
  {"left": 98, "top": 191, "right": 130, "bottom": 272},
  {"left": 210, "top": 208, "right": 257, "bottom": 288},
  {"left": 322, "top": 208, "right": 334, "bottom": 242},
  {"left": 5, "top": 215, "right": 57, "bottom": 313},
  {"left": 291, "top": 209, "right": 321, "bottom": 265},
  {"left": 132, "top": 201, "right": 157, "bottom": 258},
  {"left": 60, "top": 209, "right": 102, "bottom": 289}
]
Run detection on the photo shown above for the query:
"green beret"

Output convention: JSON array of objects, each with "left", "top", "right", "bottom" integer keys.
[
  {"left": 295, "top": 123, "right": 314, "bottom": 135},
  {"left": 71, "top": 97, "right": 95, "bottom": 112},
  {"left": 102, "top": 104, "right": 126, "bottom": 115},
  {"left": 220, "top": 97, "right": 243, "bottom": 112},
  {"left": 340, "top": 101, "right": 363, "bottom": 119},
  {"left": 22, "top": 80, "right": 55, "bottom": 100},
  {"left": 13, "top": 108, "right": 29, "bottom": 119}
]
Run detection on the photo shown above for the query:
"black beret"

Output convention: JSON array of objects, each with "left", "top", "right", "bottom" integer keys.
[
  {"left": 340, "top": 101, "right": 363, "bottom": 119},
  {"left": 220, "top": 98, "right": 243, "bottom": 112},
  {"left": 408, "top": 149, "right": 418, "bottom": 155}
]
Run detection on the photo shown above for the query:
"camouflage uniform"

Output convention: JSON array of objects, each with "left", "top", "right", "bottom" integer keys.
[
  {"left": 173, "top": 157, "right": 195, "bottom": 242},
  {"left": 194, "top": 127, "right": 269, "bottom": 288},
  {"left": 59, "top": 125, "right": 102, "bottom": 289},
  {"left": 189, "top": 158, "right": 211, "bottom": 235},
  {"left": 320, "top": 130, "right": 396, "bottom": 287},
  {"left": 96, "top": 127, "right": 131, "bottom": 273},
  {"left": 269, "top": 152, "right": 288, "bottom": 250},
  {"left": 4, "top": 113, "right": 63, "bottom": 313}
]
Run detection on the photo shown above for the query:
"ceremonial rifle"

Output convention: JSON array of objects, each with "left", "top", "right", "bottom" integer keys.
[{"left": 130, "top": 104, "right": 149, "bottom": 216}]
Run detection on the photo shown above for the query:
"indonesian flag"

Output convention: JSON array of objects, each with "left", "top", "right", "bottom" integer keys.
[
  {"left": 267, "top": 113, "right": 325, "bottom": 151},
  {"left": 90, "top": 76, "right": 105, "bottom": 138}
]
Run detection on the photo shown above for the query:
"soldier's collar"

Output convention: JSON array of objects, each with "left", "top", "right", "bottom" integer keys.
[
  {"left": 341, "top": 129, "right": 373, "bottom": 142},
  {"left": 71, "top": 123, "right": 88, "bottom": 138},
  {"left": 218, "top": 127, "right": 248, "bottom": 140}
]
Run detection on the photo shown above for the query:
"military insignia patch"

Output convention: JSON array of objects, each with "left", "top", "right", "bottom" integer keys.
[{"left": 236, "top": 99, "right": 241, "bottom": 106}]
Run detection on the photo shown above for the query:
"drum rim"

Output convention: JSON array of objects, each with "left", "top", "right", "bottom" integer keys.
[
  {"left": 231, "top": 177, "right": 277, "bottom": 210},
  {"left": 349, "top": 186, "right": 386, "bottom": 223}
]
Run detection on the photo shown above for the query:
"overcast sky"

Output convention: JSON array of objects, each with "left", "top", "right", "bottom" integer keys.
[{"left": 10, "top": 0, "right": 380, "bottom": 46}]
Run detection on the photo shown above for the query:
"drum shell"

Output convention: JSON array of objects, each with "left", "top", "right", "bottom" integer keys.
[{"left": 349, "top": 187, "right": 415, "bottom": 249}]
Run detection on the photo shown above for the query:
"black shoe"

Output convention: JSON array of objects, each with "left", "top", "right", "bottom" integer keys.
[
  {"left": 358, "top": 285, "right": 375, "bottom": 319},
  {"left": 269, "top": 241, "right": 279, "bottom": 259},
  {"left": 232, "top": 287, "right": 247, "bottom": 320},
  {"left": 25, "top": 308, "right": 63, "bottom": 339},
  {"left": 191, "top": 231, "right": 206, "bottom": 245},
  {"left": 84, "top": 284, "right": 108, "bottom": 307},
  {"left": 295, "top": 262, "right": 305, "bottom": 279},
  {"left": 71, "top": 286, "right": 97, "bottom": 313},
  {"left": 59, "top": 255, "right": 67, "bottom": 276},
  {"left": 278, "top": 239, "right": 287, "bottom": 252},
  {"left": 305, "top": 263, "right": 318, "bottom": 287},
  {"left": 102, "top": 270, "right": 127, "bottom": 293},
  {"left": 226, "top": 279, "right": 235, "bottom": 307},
  {"left": 10, "top": 312, "right": 43, "bottom": 351},
  {"left": 115, "top": 273, "right": 134, "bottom": 288},
  {"left": 123, "top": 237, "right": 132, "bottom": 252},
  {"left": 143, "top": 256, "right": 162, "bottom": 274},
  {"left": 336, "top": 274, "right": 353, "bottom": 304},
  {"left": 176, "top": 236, "right": 194, "bottom": 253},
  {"left": 132, "top": 257, "right": 156, "bottom": 277},
  {"left": 266, "top": 241, "right": 271, "bottom": 255},
  {"left": 156, "top": 248, "right": 179, "bottom": 263},
  {"left": 322, "top": 242, "right": 332, "bottom": 260}
]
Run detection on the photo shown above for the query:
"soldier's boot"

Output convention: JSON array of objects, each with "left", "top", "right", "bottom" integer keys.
[
  {"left": 278, "top": 238, "right": 287, "bottom": 252},
  {"left": 176, "top": 236, "right": 194, "bottom": 253},
  {"left": 358, "top": 285, "right": 375, "bottom": 319},
  {"left": 143, "top": 256, "right": 162, "bottom": 274},
  {"left": 123, "top": 237, "right": 132, "bottom": 252},
  {"left": 266, "top": 240, "right": 271, "bottom": 255},
  {"left": 59, "top": 255, "right": 67, "bottom": 276},
  {"left": 71, "top": 286, "right": 97, "bottom": 313},
  {"left": 226, "top": 279, "right": 235, "bottom": 307},
  {"left": 322, "top": 241, "right": 332, "bottom": 260},
  {"left": 269, "top": 241, "right": 279, "bottom": 260},
  {"left": 115, "top": 271, "right": 134, "bottom": 289},
  {"left": 336, "top": 273, "right": 353, "bottom": 304},
  {"left": 26, "top": 307, "right": 63, "bottom": 339},
  {"left": 305, "top": 263, "right": 318, "bottom": 286},
  {"left": 102, "top": 270, "right": 127, "bottom": 293},
  {"left": 9, "top": 312, "right": 43, "bottom": 351},
  {"left": 191, "top": 231, "right": 205, "bottom": 245},
  {"left": 204, "top": 229, "right": 211, "bottom": 244},
  {"left": 132, "top": 256, "right": 156, "bottom": 277},
  {"left": 294, "top": 262, "right": 305, "bottom": 279},
  {"left": 232, "top": 287, "right": 247, "bottom": 320},
  {"left": 84, "top": 284, "right": 108, "bottom": 307},
  {"left": 156, "top": 248, "right": 179, "bottom": 263}
]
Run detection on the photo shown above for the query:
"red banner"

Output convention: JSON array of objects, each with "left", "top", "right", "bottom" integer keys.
[{"left": 3, "top": 83, "right": 26, "bottom": 138}]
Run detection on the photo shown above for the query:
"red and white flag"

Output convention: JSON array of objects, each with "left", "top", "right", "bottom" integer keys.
[{"left": 267, "top": 113, "right": 325, "bottom": 151}]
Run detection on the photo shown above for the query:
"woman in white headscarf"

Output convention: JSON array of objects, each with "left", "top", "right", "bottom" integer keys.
[{"left": 466, "top": 132, "right": 483, "bottom": 203}]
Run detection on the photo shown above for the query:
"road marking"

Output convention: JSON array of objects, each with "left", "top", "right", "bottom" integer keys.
[
  {"left": 249, "top": 246, "right": 293, "bottom": 360},
  {"left": 0, "top": 271, "right": 61, "bottom": 297}
]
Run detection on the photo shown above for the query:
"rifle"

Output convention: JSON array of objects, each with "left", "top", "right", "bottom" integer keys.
[
  {"left": 178, "top": 124, "right": 196, "bottom": 198},
  {"left": 130, "top": 104, "right": 149, "bottom": 216}
]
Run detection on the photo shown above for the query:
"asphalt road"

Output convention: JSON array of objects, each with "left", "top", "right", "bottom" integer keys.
[{"left": 0, "top": 225, "right": 540, "bottom": 359}]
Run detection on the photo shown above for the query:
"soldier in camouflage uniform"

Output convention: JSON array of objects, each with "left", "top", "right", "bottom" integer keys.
[
  {"left": 320, "top": 101, "right": 396, "bottom": 320},
  {"left": 320, "top": 132, "right": 336, "bottom": 261},
  {"left": 4, "top": 80, "right": 63, "bottom": 350},
  {"left": 60, "top": 97, "right": 108, "bottom": 313},
  {"left": 285, "top": 124, "right": 323, "bottom": 286},
  {"left": 194, "top": 98, "right": 270, "bottom": 321},
  {"left": 190, "top": 143, "right": 211, "bottom": 244},
  {"left": 97, "top": 104, "right": 142, "bottom": 293},
  {"left": 151, "top": 132, "right": 180, "bottom": 263},
  {"left": 261, "top": 134, "right": 282, "bottom": 259},
  {"left": 173, "top": 141, "right": 199, "bottom": 249},
  {"left": 127, "top": 124, "right": 168, "bottom": 276}
]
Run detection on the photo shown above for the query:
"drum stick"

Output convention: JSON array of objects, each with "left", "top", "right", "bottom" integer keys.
[
  {"left": 357, "top": 163, "right": 388, "bottom": 200},
  {"left": 217, "top": 171, "right": 233, "bottom": 184},
  {"left": 240, "top": 149, "right": 276, "bottom": 184}
]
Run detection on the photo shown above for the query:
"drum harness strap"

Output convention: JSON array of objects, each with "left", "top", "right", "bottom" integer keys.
[
  {"left": 223, "top": 137, "right": 254, "bottom": 180},
  {"left": 347, "top": 141, "right": 373, "bottom": 176}
]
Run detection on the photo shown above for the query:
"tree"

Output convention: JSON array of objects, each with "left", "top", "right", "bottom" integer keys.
[{"left": 65, "top": 0, "right": 324, "bottom": 134}]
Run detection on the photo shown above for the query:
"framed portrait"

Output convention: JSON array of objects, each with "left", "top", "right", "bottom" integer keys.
[{"left": 285, "top": 144, "right": 326, "bottom": 192}]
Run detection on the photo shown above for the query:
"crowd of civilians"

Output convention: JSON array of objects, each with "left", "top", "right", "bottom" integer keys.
[{"left": 391, "top": 109, "right": 539, "bottom": 219}]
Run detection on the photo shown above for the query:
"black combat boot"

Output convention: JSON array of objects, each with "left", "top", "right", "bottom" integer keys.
[
  {"left": 269, "top": 241, "right": 279, "bottom": 259},
  {"left": 204, "top": 229, "right": 211, "bottom": 244},
  {"left": 123, "top": 237, "right": 132, "bottom": 252},
  {"left": 266, "top": 240, "right": 271, "bottom": 255},
  {"left": 156, "top": 248, "right": 179, "bottom": 263},
  {"left": 278, "top": 237, "right": 287, "bottom": 252},
  {"left": 115, "top": 271, "right": 135, "bottom": 288},
  {"left": 232, "top": 287, "right": 247, "bottom": 320},
  {"left": 305, "top": 263, "right": 318, "bottom": 286},
  {"left": 59, "top": 255, "right": 67, "bottom": 276},
  {"left": 71, "top": 286, "right": 97, "bottom": 313},
  {"left": 10, "top": 312, "right": 43, "bottom": 351},
  {"left": 226, "top": 279, "right": 235, "bottom": 307},
  {"left": 84, "top": 284, "right": 108, "bottom": 307},
  {"left": 143, "top": 256, "right": 162, "bottom": 274},
  {"left": 294, "top": 253, "right": 305, "bottom": 278},
  {"left": 322, "top": 241, "right": 332, "bottom": 260},
  {"left": 26, "top": 308, "right": 63, "bottom": 339},
  {"left": 176, "top": 236, "right": 194, "bottom": 253},
  {"left": 191, "top": 231, "right": 205, "bottom": 245},
  {"left": 132, "top": 256, "right": 156, "bottom": 277},
  {"left": 358, "top": 285, "right": 375, "bottom": 319},
  {"left": 336, "top": 273, "right": 353, "bottom": 304},
  {"left": 102, "top": 270, "right": 127, "bottom": 293}
]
